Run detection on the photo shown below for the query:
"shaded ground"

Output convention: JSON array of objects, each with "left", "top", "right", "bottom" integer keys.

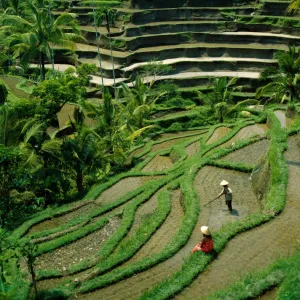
[
  {"left": 175, "top": 136, "right": 300, "bottom": 299},
  {"left": 221, "top": 139, "right": 270, "bottom": 165},
  {"left": 95, "top": 176, "right": 160, "bottom": 205},
  {"left": 141, "top": 155, "right": 173, "bottom": 172}
]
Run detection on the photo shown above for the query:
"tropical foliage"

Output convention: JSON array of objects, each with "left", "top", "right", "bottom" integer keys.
[
  {"left": 256, "top": 46, "right": 300, "bottom": 104},
  {"left": 0, "top": 0, "right": 83, "bottom": 81},
  {"left": 198, "top": 77, "right": 242, "bottom": 122}
]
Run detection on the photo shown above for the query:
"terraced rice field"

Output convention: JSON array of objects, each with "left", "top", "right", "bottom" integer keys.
[
  {"left": 14, "top": 109, "right": 300, "bottom": 299},
  {"left": 11, "top": 0, "right": 300, "bottom": 298}
]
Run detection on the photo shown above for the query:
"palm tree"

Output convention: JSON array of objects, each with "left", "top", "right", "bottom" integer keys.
[
  {"left": 91, "top": 7, "right": 118, "bottom": 95},
  {"left": 287, "top": 0, "right": 300, "bottom": 14},
  {"left": 199, "top": 77, "right": 241, "bottom": 123},
  {"left": 256, "top": 46, "right": 300, "bottom": 103},
  {"left": 121, "top": 76, "right": 167, "bottom": 128},
  {"left": 1, "top": 0, "right": 83, "bottom": 81}
]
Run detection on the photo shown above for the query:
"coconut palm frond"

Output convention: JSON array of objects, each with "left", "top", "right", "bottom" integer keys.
[
  {"left": 126, "top": 125, "right": 155, "bottom": 142},
  {"left": 286, "top": 0, "right": 300, "bottom": 14},
  {"left": 22, "top": 122, "right": 44, "bottom": 144},
  {"left": 41, "top": 139, "right": 62, "bottom": 156},
  {"left": 225, "top": 99, "right": 259, "bottom": 116}
]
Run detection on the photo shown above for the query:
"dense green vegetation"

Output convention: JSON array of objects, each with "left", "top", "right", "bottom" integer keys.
[{"left": 1, "top": 0, "right": 300, "bottom": 299}]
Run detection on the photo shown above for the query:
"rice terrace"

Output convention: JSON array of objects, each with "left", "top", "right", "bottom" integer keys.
[{"left": 1, "top": 0, "right": 300, "bottom": 299}]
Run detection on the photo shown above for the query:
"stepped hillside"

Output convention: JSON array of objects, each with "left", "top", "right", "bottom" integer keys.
[{"left": 50, "top": 0, "right": 300, "bottom": 90}]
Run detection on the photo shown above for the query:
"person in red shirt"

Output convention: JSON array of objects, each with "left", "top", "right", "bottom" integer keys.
[{"left": 192, "top": 226, "right": 214, "bottom": 253}]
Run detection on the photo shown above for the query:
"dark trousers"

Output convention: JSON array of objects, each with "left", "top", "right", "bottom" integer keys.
[{"left": 226, "top": 200, "right": 232, "bottom": 211}]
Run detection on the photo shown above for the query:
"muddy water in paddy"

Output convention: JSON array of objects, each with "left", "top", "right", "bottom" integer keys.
[
  {"left": 193, "top": 166, "right": 261, "bottom": 233},
  {"left": 141, "top": 155, "right": 173, "bottom": 172},
  {"left": 35, "top": 216, "right": 121, "bottom": 273},
  {"left": 94, "top": 176, "right": 160, "bottom": 205},
  {"left": 186, "top": 141, "right": 201, "bottom": 158},
  {"left": 206, "top": 124, "right": 268, "bottom": 156},
  {"left": 175, "top": 137, "right": 300, "bottom": 299},
  {"left": 221, "top": 139, "right": 270, "bottom": 165},
  {"left": 207, "top": 127, "right": 231, "bottom": 144},
  {"left": 79, "top": 190, "right": 185, "bottom": 300},
  {"left": 256, "top": 287, "right": 278, "bottom": 300},
  {"left": 150, "top": 136, "right": 191, "bottom": 153},
  {"left": 158, "top": 129, "right": 206, "bottom": 140},
  {"left": 122, "top": 189, "right": 184, "bottom": 266},
  {"left": 27, "top": 202, "right": 97, "bottom": 235},
  {"left": 274, "top": 110, "right": 293, "bottom": 128}
]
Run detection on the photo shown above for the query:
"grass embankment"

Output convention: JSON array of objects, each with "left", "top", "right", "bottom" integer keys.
[
  {"left": 139, "top": 110, "right": 288, "bottom": 299},
  {"left": 18, "top": 114, "right": 274, "bottom": 298},
  {"left": 205, "top": 250, "right": 300, "bottom": 300}
]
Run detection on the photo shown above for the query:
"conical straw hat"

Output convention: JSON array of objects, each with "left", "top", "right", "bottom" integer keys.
[
  {"left": 220, "top": 180, "right": 229, "bottom": 186},
  {"left": 201, "top": 226, "right": 211, "bottom": 235}
]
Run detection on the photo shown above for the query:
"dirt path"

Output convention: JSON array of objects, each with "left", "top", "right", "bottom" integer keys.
[{"left": 175, "top": 136, "right": 300, "bottom": 299}]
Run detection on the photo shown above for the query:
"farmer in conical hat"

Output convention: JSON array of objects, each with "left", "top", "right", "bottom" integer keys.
[
  {"left": 192, "top": 226, "right": 214, "bottom": 253},
  {"left": 216, "top": 180, "right": 233, "bottom": 212}
]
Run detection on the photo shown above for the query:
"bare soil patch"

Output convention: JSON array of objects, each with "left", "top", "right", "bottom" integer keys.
[
  {"left": 35, "top": 216, "right": 121, "bottom": 273},
  {"left": 206, "top": 124, "right": 268, "bottom": 156},
  {"left": 186, "top": 141, "right": 201, "bottom": 158},
  {"left": 123, "top": 189, "right": 184, "bottom": 265},
  {"left": 221, "top": 139, "right": 270, "bottom": 165},
  {"left": 79, "top": 190, "right": 185, "bottom": 300},
  {"left": 141, "top": 155, "right": 173, "bottom": 172},
  {"left": 175, "top": 137, "right": 300, "bottom": 299},
  {"left": 158, "top": 129, "right": 206, "bottom": 140},
  {"left": 274, "top": 110, "right": 293, "bottom": 128},
  {"left": 151, "top": 137, "right": 191, "bottom": 152},
  {"left": 207, "top": 127, "right": 231, "bottom": 144},
  {"left": 27, "top": 202, "right": 97, "bottom": 235},
  {"left": 95, "top": 176, "right": 160, "bottom": 205}
]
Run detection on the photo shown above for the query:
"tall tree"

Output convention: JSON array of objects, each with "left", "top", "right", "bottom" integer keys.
[
  {"left": 199, "top": 77, "right": 241, "bottom": 123},
  {"left": 1, "top": 0, "right": 83, "bottom": 81},
  {"left": 92, "top": 7, "right": 118, "bottom": 95},
  {"left": 256, "top": 46, "right": 300, "bottom": 103}
]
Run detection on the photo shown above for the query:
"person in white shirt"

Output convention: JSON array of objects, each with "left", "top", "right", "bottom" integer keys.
[{"left": 216, "top": 180, "right": 233, "bottom": 212}]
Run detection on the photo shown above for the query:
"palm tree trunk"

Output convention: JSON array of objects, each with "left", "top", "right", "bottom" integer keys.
[
  {"left": 76, "top": 164, "right": 84, "bottom": 195},
  {"left": 108, "top": 36, "right": 116, "bottom": 97},
  {"left": 39, "top": 51, "right": 46, "bottom": 81},
  {"left": 92, "top": 0, "right": 104, "bottom": 95},
  {"left": 106, "top": 13, "right": 116, "bottom": 96}
]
